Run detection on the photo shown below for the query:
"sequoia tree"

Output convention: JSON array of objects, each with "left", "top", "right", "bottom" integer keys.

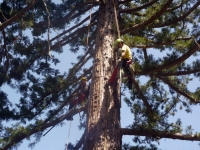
[{"left": 0, "top": 0, "right": 200, "bottom": 150}]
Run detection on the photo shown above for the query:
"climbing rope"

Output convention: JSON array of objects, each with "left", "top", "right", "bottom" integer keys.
[
  {"left": 102, "top": 1, "right": 122, "bottom": 149},
  {"left": 112, "top": 0, "right": 122, "bottom": 83},
  {"left": 63, "top": 3, "right": 94, "bottom": 145},
  {"left": 112, "top": 0, "right": 120, "bottom": 38},
  {"left": 63, "top": 4, "right": 93, "bottom": 146},
  {"left": 195, "top": 39, "right": 200, "bottom": 49},
  {"left": 66, "top": 119, "right": 72, "bottom": 150},
  {"left": 83, "top": 0, "right": 94, "bottom": 72},
  {"left": 112, "top": 0, "right": 123, "bottom": 108},
  {"left": 42, "top": 0, "right": 52, "bottom": 58}
]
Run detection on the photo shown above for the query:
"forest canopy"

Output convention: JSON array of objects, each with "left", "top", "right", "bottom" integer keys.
[{"left": 0, "top": 0, "right": 200, "bottom": 150}]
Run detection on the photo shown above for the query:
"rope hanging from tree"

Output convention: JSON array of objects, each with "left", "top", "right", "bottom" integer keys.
[
  {"left": 112, "top": 0, "right": 120, "bottom": 38},
  {"left": 195, "top": 39, "right": 200, "bottom": 49},
  {"left": 82, "top": 0, "right": 94, "bottom": 73},
  {"left": 66, "top": 120, "right": 72, "bottom": 150},
  {"left": 102, "top": 0, "right": 122, "bottom": 149},
  {"left": 64, "top": 2, "right": 94, "bottom": 149},
  {"left": 112, "top": 0, "right": 123, "bottom": 87},
  {"left": 42, "top": 0, "right": 52, "bottom": 58}
]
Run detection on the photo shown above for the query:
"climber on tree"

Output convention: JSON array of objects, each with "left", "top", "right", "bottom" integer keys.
[
  {"left": 116, "top": 38, "right": 134, "bottom": 89},
  {"left": 66, "top": 77, "right": 90, "bottom": 121}
]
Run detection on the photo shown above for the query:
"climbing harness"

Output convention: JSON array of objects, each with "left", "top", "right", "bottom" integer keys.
[{"left": 108, "top": 56, "right": 133, "bottom": 83}]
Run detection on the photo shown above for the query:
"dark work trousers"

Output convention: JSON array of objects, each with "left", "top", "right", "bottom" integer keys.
[
  {"left": 121, "top": 59, "right": 132, "bottom": 76},
  {"left": 121, "top": 59, "right": 133, "bottom": 89}
]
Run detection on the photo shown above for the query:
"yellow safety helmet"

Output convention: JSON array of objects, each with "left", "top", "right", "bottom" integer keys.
[
  {"left": 81, "top": 77, "right": 87, "bottom": 81},
  {"left": 115, "top": 38, "right": 124, "bottom": 45}
]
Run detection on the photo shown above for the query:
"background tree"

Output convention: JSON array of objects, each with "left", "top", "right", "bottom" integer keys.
[{"left": 0, "top": 0, "right": 200, "bottom": 149}]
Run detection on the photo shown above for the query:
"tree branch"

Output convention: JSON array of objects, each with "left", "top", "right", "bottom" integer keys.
[
  {"left": 119, "top": 0, "right": 132, "bottom": 5},
  {"left": 132, "top": 78, "right": 154, "bottom": 118},
  {"left": 20, "top": 21, "right": 96, "bottom": 72},
  {"left": 73, "top": 131, "right": 86, "bottom": 150},
  {"left": 121, "top": 0, "right": 173, "bottom": 35},
  {"left": 155, "top": 74, "right": 198, "bottom": 104},
  {"left": 42, "top": 0, "right": 51, "bottom": 57},
  {"left": 2, "top": 29, "right": 9, "bottom": 80},
  {"left": 50, "top": 11, "right": 98, "bottom": 43},
  {"left": 34, "top": 2, "right": 98, "bottom": 29},
  {"left": 119, "top": 0, "right": 159, "bottom": 14},
  {"left": 43, "top": 67, "right": 93, "bottom": 124},
  {"left": 1, "top": 105, "right": 86, "bottom": 150},
  {"left": 157, "top": 69, "right": 200, "bottom": 76},
  {"left": 143, "top": 41, "right": 199, "bottom": 74},
  {"left": 0, "top": 0, "right": 38, "bottom": 31},
  {"left": 153, "top": 1, "right": 200, "bottom": 28},
  {"left": 143, "top": 48, "right": 148, "bottom": 62},
  {"left": 133, "top": 37, "right": 192, "bottom": 49},
  {"left": 121, "top": 128, "right": 200, "bottom": 141}
]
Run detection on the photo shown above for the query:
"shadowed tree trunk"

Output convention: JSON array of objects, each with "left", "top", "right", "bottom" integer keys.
[{"left": 83, "top": 0, "right": 121, "bottom": 149}]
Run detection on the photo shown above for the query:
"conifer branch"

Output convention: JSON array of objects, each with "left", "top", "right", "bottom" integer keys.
[
  {"left": 34, "top": 2, "right": 97, "bottom": 28},
  {"left": 73, "top": 131, "right": 86, "bottom": 150},
  {"left": 33, "top": 16, "right": 97, "bottom": 55},
  {"left": 133, "top": 37, "right": 192, "bottom": 49},
  {"left": 42, "top": 0, "right": 52, "bottom": 58},
  {"left": 43, "top": 67, "right": 92, "bottom": 124},
  {"left": 121, "top": 128, "right": 200, "bottom": 141},
  {"left": 153, "top": 1, "right": 200, "bottom": 28},
  {"left": 20, "top": 24, "right": 96, "bottom": 71},
  {"left": 121, "top": 0, "right": 173, "bottom": 35},
  {"left": 159, "top": 95, "right": 178, "bottom": 118},
  {"left": 167, "top": 3, "right": 182, "bottom": 12},
  {"left": 50, "top": 12, "right": 98, "bottom": 43},
  {"left": 157, "top": 69, "right": 200, "bottom": 76},
  {"left": 144, "top": 41, "right": 199, "bottom": 74},
  {"left": 16, "top": 61, "right": 92, "bottom": 121},
  {"left": 14, "top": 13, "right": 97, "bottom": 63},
  {"left": 119, "top": 0, "right": 132, "bottom": 5},
  {"left": 0, "top": 105, "right": 86, "bottom": 150},
  {"left": 2, "top": 29, "right": 9, "bottom": 78},
  {"left": 99, "top": 0, "right": 105, "bottom": 5},
  {"left": 119, "top": 0, "right": 159, "bottom": 13},
  {"left": 195, "top": 39, "right": 200, "bottom": 49},
  {"left": 0, "top": 0, "right": 38, "bottom": 30},
  {"left": 132, "top": 78, "right": 154, "bottom": 118},
  {"left": 64, "top": 44, "right": 94, "bottom": 82},
  {"left": 0, "top": 9, "right": 8, "bottom": 20},
  {"left": 155, "top": 74, "right": 198, "bottom": 104},
  {"left": 143, "top": 48, "right": 148, "bottom": 61}
]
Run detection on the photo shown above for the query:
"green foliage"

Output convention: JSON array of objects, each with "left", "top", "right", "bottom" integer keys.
[{"left": 122, "top": 142, "right": 160, "bottom": 150}]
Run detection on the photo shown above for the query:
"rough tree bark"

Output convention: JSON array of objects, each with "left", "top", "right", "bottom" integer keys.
[{"left": 83, "top": 0, "right": 121, "bottom": 149}]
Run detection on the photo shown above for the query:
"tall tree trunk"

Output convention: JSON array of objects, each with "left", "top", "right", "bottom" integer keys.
[{"left": 83, "top": 1, "right": 121, "bottom": 150}]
